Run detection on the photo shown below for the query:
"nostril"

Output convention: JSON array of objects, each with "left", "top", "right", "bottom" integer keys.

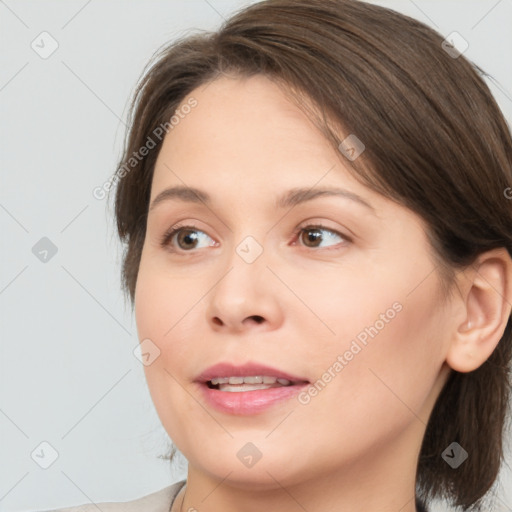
[{"left": 212, "top": 315, "right": 264, "bottom": 326}]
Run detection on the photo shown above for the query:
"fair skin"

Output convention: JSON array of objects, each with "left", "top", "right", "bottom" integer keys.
[{"left": 134, "top": 74, "right": 512, "bottom": 512}]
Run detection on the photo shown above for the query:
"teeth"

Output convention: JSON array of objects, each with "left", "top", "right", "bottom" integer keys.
[
  {"left": 209, "top": 376, "right": 293, "bottom": 386},
  {"left": 218, "top": 383, "right": 275, "bottom": 392},
  {"left": 211, "top": 377, "right": 225, "bottom": 385},
  {"left": 244, "top": 376, "right": 263, "bottom": 384}
]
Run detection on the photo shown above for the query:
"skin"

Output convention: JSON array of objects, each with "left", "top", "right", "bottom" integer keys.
[{"left": 134, "top": 74, "right": 512, "bottom": 512}]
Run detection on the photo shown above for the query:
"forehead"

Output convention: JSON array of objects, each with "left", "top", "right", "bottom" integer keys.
[
  {"left": 151, "top": 74, "right": 363, "bottom": 197},
  {"left": 184, "top": 73, "right": 316, "bottom": 128}
]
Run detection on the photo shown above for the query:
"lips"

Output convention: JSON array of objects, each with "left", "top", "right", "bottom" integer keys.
[{"left": 195, "top": 361, "right": 310, "bottom": 415}]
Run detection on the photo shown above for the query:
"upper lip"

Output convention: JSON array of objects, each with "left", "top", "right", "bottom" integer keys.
[{"left": 195, "top": 362, "right": 309, "bottom": 383}]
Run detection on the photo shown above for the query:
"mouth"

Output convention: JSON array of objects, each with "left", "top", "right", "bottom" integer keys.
[{"left": 195, "top": 362, "right": 310, "bottom": 415}]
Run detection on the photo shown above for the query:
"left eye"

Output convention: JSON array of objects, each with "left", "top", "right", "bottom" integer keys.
[{"left": 294, "top": 224, "right": 348, "bottom": 249}]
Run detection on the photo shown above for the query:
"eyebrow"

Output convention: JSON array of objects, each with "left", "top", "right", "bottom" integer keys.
[{"left": 148, "top": 185, "right": 375, "bottom": 212}]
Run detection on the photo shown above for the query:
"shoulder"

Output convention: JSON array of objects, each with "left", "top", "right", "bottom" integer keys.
[{"left": 39, "top": 480, "right": 186, "bottom": 512}]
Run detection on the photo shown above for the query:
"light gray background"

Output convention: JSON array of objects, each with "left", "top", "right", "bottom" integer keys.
[{"left": 1, "top": 1, "right": 511, "bottom": 511}]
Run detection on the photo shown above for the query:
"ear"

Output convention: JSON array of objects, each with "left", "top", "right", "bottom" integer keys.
[{"left": 446, "top": 248, "right": 512, "bottom": 373}]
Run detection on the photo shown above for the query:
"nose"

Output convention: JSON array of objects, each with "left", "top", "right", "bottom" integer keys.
[{"left": 205, "top": 245, "right": 284, "bottom": 334}]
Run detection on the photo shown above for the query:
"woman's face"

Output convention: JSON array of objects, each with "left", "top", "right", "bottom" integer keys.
[{"left": 135, "top": 74, "right": 455, "bottom": 489}]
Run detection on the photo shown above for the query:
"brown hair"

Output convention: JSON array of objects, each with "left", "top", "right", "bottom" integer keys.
[{"left": 111, "top": 0, "right": 512, "bottom": 509}]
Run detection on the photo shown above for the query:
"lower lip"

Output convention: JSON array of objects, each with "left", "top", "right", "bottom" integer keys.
[{"left": 197, "top": 382, "right": 309, "bottom": 415}]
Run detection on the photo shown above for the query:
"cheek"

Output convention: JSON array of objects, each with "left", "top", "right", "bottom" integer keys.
[
  {"left": 134, "top": 257, "right": 194, "bottom": 406},
  {"left": 306, "top": 267, "right": 447, "bottom": 430},
  {"left": 134, "top": 254, "right": 204, "bottom": 344},
  {"left": 133, "top": 249, "right": 222, "bottom": 396},
  {"left": 300, "top": 250, "right": 445, "bottom": 384}
]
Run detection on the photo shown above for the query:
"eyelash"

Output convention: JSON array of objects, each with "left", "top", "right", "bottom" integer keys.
[{"left": 159, "top": 222, "right": 351, "bottom": 253}]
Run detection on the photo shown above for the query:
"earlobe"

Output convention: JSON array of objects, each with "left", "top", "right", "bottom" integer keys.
[{"left": 445, "top": 248, "right": 512, "bottom": 373}]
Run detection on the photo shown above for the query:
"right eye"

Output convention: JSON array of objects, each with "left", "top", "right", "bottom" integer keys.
[{"left": 160, "top": 224, "right": 217, "bottom": 252}]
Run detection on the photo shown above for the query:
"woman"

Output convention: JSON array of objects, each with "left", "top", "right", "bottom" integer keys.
[{"left": 48, "top": 0, "right": 512, "bottom": 510}]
